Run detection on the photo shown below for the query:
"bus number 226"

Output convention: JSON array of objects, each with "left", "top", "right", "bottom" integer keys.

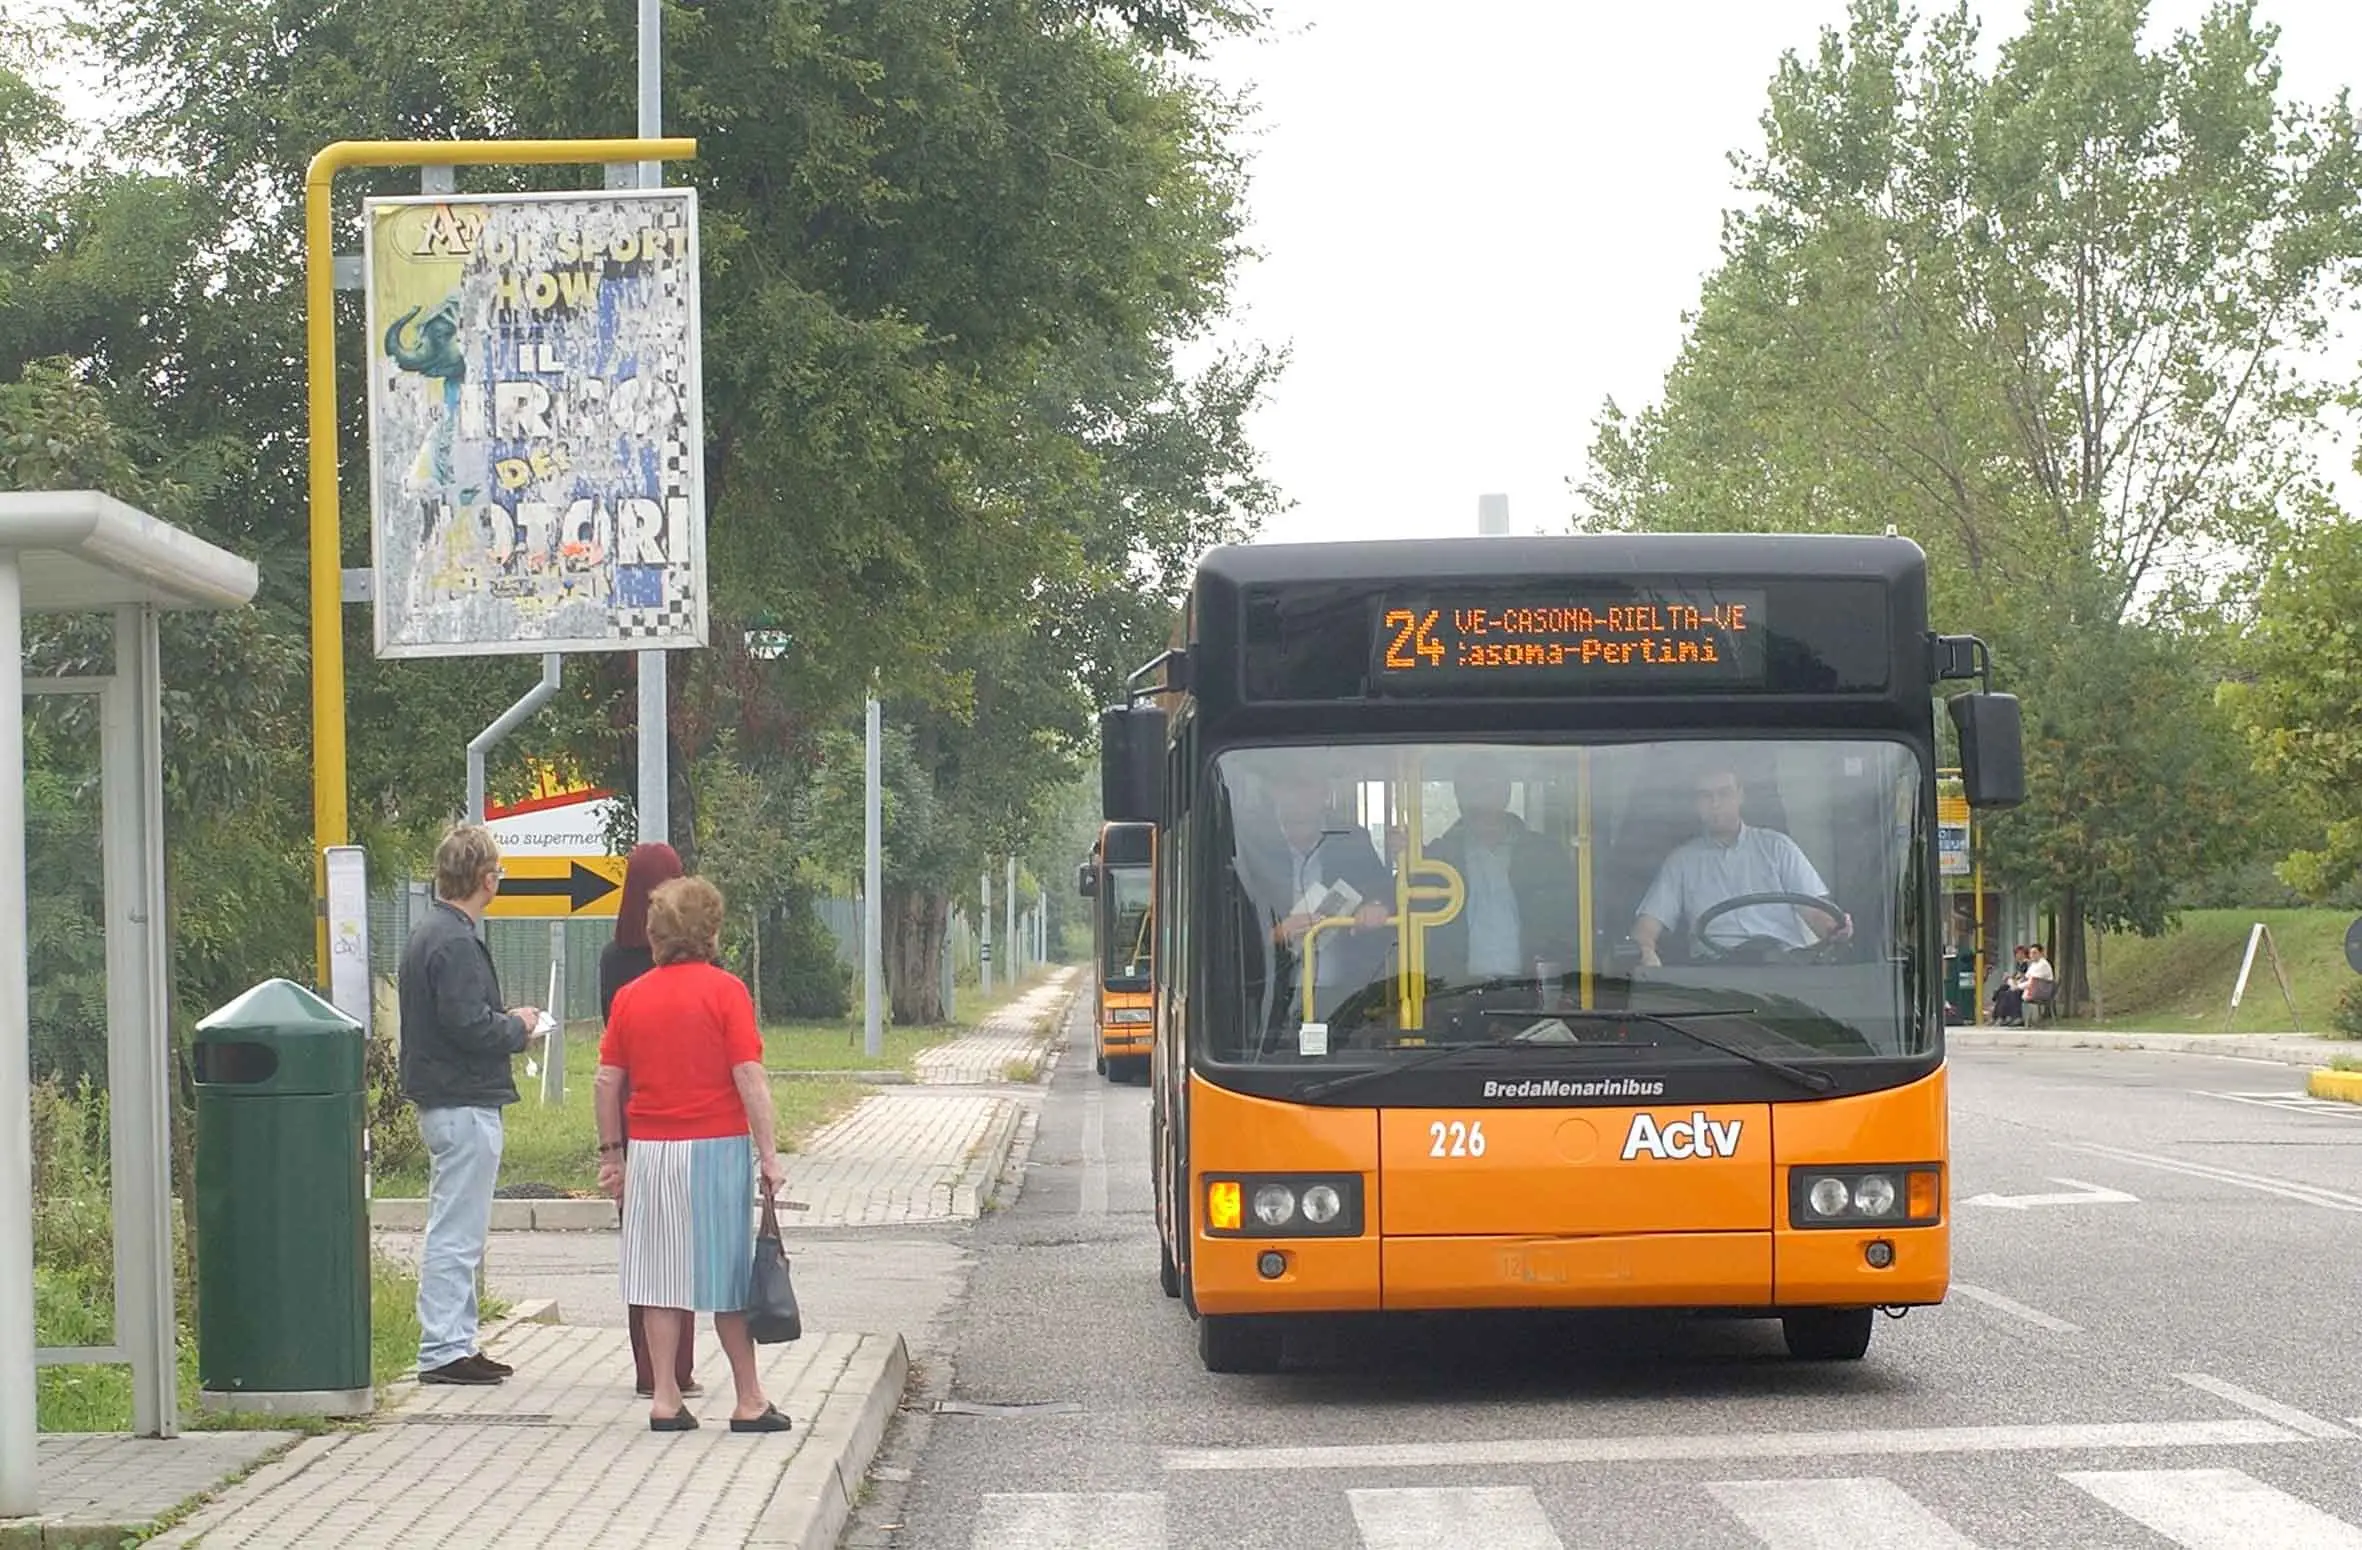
[
  {"left": 1385, "top": 609, "right": 1446, "bottom": 670},
  {"left": 1429, "top": 1120, "right": 1486, "bottom": 1158}
]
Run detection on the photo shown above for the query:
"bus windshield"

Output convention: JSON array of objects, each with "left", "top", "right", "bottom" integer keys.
[
  {"left": 1204, "top": 738, "right": 1929, "bottom": 1069},
  {"left": 1101, "top": 865, "right": 1153, "bottom": 987}
]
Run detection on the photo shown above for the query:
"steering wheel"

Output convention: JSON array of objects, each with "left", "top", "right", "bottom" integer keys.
[{"left": 1689, "top": 892, "right": 1850, "bottom": 965}]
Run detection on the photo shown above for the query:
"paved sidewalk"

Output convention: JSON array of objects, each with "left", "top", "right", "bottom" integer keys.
[
  {"left": 912, "top": 973, "right": 1077, "bottom": 1085},
  {"left": 790, "top": 1091, "right": 1018, "bottom": 1226},
  {"left": 10, "top": 1432, "right": 297, "bottom": 1547},
  {"left": 1951, "top": 1024, "right": 2362, "bottom": 1067},
  {"left": 149, "top": 1323, "right": 905, "bottom": 1550}
]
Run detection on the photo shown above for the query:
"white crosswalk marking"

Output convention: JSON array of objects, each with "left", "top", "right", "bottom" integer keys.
[
  {"left": 1347, "top": 1486, "right": 1567, "bottom": 1549},
  {"left": 1707, "top": 1477, "right": 1982, "bottom": 1549},
  {"left": 971, "top": 1491, "right": 1166, "bottom": 1549},
  {"left": 2062, "top": 1468, "right": 2362, "bottom": 1548},
  {"left": 967, "top": 1467, "right": 2362, "bottom": 1549}
]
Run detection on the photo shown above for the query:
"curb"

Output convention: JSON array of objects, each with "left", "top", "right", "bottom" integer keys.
[
  {"left": 478, "top": 1296, "right": 563, "bottom": 1348},
  {"left": 2307, "top": 1069, "right": 2362, "bottom": 1104},
  {"left": 954, "top": 1098, "right": 1029, "bottom": 1218},
  {"left": 751, "top": 1333, "right": 911, "bottom": 1550},
  {"left": 371, "top": 1197, "right": 617, "bottom": 1232},
  {"left": 1951, "top": 1027, "right": 2362, "bottom": 1068}
]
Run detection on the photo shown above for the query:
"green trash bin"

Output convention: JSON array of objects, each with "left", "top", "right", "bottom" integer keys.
[
  {"left": 1944, "top": 950, "right": 1977, "bottom": 1024},
  {"left": 193, "top": 978, "right": 374, "bottom": 1417}
]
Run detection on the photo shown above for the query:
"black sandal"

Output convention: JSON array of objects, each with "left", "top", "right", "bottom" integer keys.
[
  {"left": 730, "top": 1405, "right": 793, "bottom": 1433},
  {"left": 649, "top": 1410, "right": 700, "bottom": 1432}
]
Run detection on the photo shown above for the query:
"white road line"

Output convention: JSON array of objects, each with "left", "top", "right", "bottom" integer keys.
[
  {"left": 1078, "top": 1060, "right": 1108, "bottom": 1221},
  {"left": 1950, "top": 1282, "right": 2082, "bottom": 1333},
  {"left": 2199, "top": 1091, "right": 2362, "bottom": 1117},
  {"left": 2062, "top": 1467, "right": 2362, "bottom": 1548},
  {"left": 1347, "top": 1486, "right": 1565, "bottom": 1549},
  {"left": 1160, "top": 1417, "right": 2298, "bottom": 1473},
  {"left": 971, "top": 1492, "right": 1165, "bottom": 1549},
  {"left": 2057, "top": 1142, "right": 2362, "bottom": 1213},
  {"left": 1707, "top": 1477, "right": 1981, "bottom": 1549},
  {"left": 2176, "top": 1373, "right": 2355, "bottom": 1440}
]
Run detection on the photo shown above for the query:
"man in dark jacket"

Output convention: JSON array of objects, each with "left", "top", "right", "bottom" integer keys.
[
  {"left": 399, "top": 823, "right": 542, "bottom": 1386},
  {"left": 1424, "top": 771, "right": 1581, "bottom": 1015}
]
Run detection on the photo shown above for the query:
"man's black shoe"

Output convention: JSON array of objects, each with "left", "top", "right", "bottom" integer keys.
[
  {"left": 471, "top": 1352, "right": 514, "bottom": 1377},
  {"left": 419, "top": 1357, "right": 502, "bottom": 1386}
]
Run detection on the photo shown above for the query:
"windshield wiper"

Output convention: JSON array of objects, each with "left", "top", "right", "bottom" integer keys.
[
  {"left": 1292, "top": 1034, "right": 1583, "bottom": 1101},
  {"left": 1592, "top": 1009, "right": 1837, "bottom": 1094}
]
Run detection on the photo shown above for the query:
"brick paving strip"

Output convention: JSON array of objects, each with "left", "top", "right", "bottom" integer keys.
[
  {"left": 145, "top": 1323, "right": 906, "bottom": 1550},
  {"left": 8, "top": 1431, "right": 298, "bottom": 1547}
]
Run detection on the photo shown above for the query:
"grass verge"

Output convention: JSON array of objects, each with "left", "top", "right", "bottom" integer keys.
[
  {"left": 372, "top": 967, "right": 1065, "bottom": 1196},
  {"left": 2048, "top": 908, "right": 2356, "bottom": 1036}
]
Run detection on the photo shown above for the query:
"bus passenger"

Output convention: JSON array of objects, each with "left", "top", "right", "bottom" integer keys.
[
  {"left": 1632, "top": 765, "right": 1851, "bottom": 966},
  {"left": 1243, "top": 772, "right": 1394, "bottom": 1023},
  {"left": 1424, "top": 772, "right": 1580, "bottom": 993}
]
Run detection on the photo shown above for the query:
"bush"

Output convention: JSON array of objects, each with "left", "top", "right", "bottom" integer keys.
[
  {"left": 761, "top": 890, "right": 852, "bottom": 1020},
  {"left": 365, "top": 1027, "right": 422, "bottom": 1178},
  {"left": 2333, "top": 980, "right": 2362, "bottom": 1039}
]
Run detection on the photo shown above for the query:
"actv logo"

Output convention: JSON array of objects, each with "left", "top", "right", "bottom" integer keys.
[{"left": 1621, "top": 1110, "right": 1743, "bottom": 1160}]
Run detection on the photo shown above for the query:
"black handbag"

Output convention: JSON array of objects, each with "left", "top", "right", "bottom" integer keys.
[{"left": 747, "top": 1187, "right": 803, "bottom": 1344}]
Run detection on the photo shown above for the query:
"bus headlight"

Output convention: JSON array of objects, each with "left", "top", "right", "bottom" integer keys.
[
  {"left": 1789, "top": 1166, "right": 1941, "bottom": 1228},
  {"left": 1203, "top": 1173, "right": 1363, "bottom": 1237},
  {"left": 1252, "top": 1185, "right": 1297, "bottom": 1227}
]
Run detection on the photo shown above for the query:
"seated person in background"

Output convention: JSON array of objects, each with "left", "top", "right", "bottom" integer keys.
[
  {"left": 1633, "top": 765, "right": 1850, "bottom": 966},
  {"left": 1423, "top": 772, "right": 1580, "bottom": 1008},
  {"left": 1991, "top": 944, "right": 2030, "bottom": 1024}
]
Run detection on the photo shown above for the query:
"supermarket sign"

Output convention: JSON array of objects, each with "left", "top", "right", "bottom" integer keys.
[{"left": 485, "top": 760, "right": 622, "bottom": 858}]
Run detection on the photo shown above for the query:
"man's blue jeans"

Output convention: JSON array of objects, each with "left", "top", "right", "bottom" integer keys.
[{"left": 416, "top": 1106, "right": 504, "bottom": 1371}]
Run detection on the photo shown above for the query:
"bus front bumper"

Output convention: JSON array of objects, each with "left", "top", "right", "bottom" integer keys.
[{"left": 1190, "top": 1225, "right": 1947, "bottom": 1316}]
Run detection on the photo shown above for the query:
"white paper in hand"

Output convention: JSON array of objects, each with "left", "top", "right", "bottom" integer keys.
[{"left": 1292, "top": 876, "right": 1363, "bottom": 920}]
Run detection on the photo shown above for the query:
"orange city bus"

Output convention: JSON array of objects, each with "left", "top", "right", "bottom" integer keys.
[
  {"left": 1076, "top": 821, "right": 1156, "bottom": 1082},
  {"left": 1112, "top": 534, "right": 2025, "bottom": 1373}
]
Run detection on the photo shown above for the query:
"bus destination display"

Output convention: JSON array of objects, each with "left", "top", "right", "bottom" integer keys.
[{"left": 1372, "top": 587, "right": 1768, "bottom": 689}]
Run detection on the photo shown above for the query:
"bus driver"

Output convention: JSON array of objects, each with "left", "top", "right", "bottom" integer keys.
[{"left": 1631, "top": 764, "right": 1851, "bottom": 967}]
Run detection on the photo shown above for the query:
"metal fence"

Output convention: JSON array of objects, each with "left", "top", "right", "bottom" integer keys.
[{"left": 367, "top": 884, "right": 996, "bottom": 1025}]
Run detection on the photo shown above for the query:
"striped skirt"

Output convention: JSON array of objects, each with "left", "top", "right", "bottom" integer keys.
[{"left": 618, "top": 1134, "right": 755, "bottom": 1312}]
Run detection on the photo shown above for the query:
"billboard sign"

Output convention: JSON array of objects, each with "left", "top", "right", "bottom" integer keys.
[{"left": 362, "top": 189, "right": 707, "bottom": 658}]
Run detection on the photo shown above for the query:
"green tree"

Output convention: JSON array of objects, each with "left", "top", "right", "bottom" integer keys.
[
  {"left": 2220, "top": 514, "right": 2362, "bottom": 898},
  {"left": 1579, "top": 0, "right": 2357, "bottom": 1003}
]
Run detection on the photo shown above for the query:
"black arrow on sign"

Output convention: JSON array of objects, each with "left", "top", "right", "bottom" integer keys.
[{"left": 500, "top": 862, "right": 621, "bottom": 913}]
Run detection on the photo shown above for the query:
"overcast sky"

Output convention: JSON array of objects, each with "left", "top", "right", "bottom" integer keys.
[
  {"left": 1188, "top": 0, "right": 2362, "bottom": 546},
  {"left": 24, "top": 0, "right": 2362, "bottom": 549}
]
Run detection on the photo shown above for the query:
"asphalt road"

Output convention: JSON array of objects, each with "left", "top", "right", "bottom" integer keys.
[{"left": 848, "top": 1005, "right": 2362, "bottom": 1548}]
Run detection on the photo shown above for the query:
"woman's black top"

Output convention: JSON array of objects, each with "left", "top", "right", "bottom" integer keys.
[{"left": 599, "top": 941, "right": 655, "bottom": 1023}]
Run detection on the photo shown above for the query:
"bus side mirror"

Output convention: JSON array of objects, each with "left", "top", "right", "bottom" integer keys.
[
  {"left": 1099, "top": 703, "right": 1167, "bottom": 824},
  {"left": 1948, "top": 692, "right": 2026, "bottom": 810},
  {"left": 1076, "top": 862, "right": 1096, "bottom": 899}
]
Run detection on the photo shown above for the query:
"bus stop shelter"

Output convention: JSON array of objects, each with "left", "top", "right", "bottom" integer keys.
[{"left": 0, "top": 490, "right": 258, "bottom": 1517}]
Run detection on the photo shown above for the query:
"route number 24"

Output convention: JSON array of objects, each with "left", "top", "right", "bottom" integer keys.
[
  {"left": 1429, "top": 1119, "right": 1487, "bottom": 1158},
  {"left": 1385, "top": 609, "right": 1445, "bottom": 670}
]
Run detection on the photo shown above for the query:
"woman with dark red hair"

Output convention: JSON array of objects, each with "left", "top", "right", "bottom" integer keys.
[{"left": 599, "top": 842, "right": 701, "bottom": 1398}]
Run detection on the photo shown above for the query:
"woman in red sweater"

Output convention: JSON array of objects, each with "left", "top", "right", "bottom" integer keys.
[
  {"left": 600, "top": 842, "right": 699, "bottom": 1398},
  {"left": 595, "top": 876, "right": 791, "bottom": 1432}
]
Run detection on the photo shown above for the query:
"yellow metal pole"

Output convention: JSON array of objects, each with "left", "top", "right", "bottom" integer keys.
[{"left": 304, "top": 136, "right": 696, "bottom": 986}]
